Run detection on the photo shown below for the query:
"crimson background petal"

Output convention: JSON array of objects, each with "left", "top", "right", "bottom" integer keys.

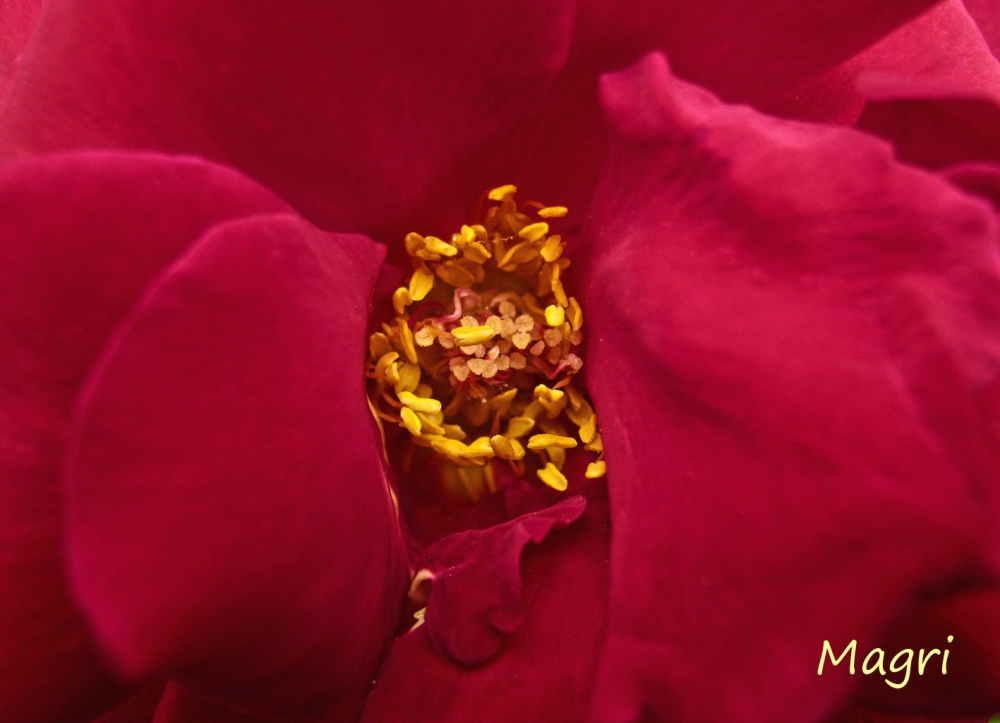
[
  {"left": 573, "top": 0, "right": 941, "bottom": 106},
  {"left": 362, "top": 477, "right": 609, "bottom": 723},
  {"left": 415, "top": 495, "right": 587, "bottom": 665},
  {"left": 0, "top": 152, "right": 290, "bottom": 723},
  {"left": 582, "top": 53, "right": 1000, "bottom": 723},
  {"left": 0, "top": 0, "right": 574, "bottom": 240},
  {"left": 66, "top": 214, "right": 409, "bottom": 721}
]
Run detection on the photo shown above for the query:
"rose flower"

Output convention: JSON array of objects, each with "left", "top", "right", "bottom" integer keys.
[{"left": 1, "top": 2, "right": 1000, "bottom": 723}]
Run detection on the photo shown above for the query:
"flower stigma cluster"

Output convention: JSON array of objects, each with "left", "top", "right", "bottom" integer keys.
[{"left": 366, "top": 185, "right": 604, "bottom": 501}]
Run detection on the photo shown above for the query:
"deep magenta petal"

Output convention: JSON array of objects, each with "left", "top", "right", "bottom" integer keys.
[
  {"left": 0, "top": 0, "right": 41, "bottom": 98},
  {"left": 857, "top": 95, "right": 1000, "bottom": 170},
  {"left": 66, "top": 214, "right": 409, "bottom": 721},
  {"left": 415, "top": 495, "right": 587, "bottom": 665},
  {"left": 151, "top": 683, "right": 268, "bottom": 723},
  {"left": 942, "top": 162, "right": 1000, "bottom": 209},
  {"left": 856, "top": 588, "right": 1000, "bottom": 714},
  {"left": 573, "top": 0, "right": 939, "bottom": 106},
  {"left": 0, "top": 1, "right": 574, "bottom": 238},
  {"left": 0, "top": 152, "right": 289, "bottom": 723},
  {"left": 582, "top": 53, "right": 1000, "bottom": 723},
  {"left": 768, "top": 0, "right": 1000, "bottom": 125},
  {"left": 362, "top": 479, "right": 608, "bottom": 723}
]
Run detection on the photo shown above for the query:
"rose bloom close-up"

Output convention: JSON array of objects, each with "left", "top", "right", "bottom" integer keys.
[{"left": 3, "top": 1, "right": 1000, "bottom": 723}]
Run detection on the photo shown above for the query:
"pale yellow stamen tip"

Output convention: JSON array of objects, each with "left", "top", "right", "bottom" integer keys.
[
  {"left": 544, "top": 304, "right": 565, "bottom": 327},
  {"left": 398, "top": 391, "right": 442, "bottom": 415},
  {"left": 585, "top": 460, "right": 606, "bottom": 479},
  {"left": 527, "top": 433, "right": 578, "bottom": 450},
  {"left": 540, "top": 235, "right": 563, "bottom": 263},
  {"left": 488, "top": 184, "right": 517, "bottom": 201},
  {"left": 409, "top": 266, "right": 435, "bottom": 301},
  {"left": 537, "top": 462, "right": 568, "bottom": 491},
  {"left": 579, "top": 414, "right": 597, "bottom": 444},
  {"left": 490, "top": 434, "right": 525, "bottom": 461},
  {"left": 400, "top": 407, "right": 422, "bottom": 436},
  {"left": 423, "top": 236, "right": 458, "bottom": 257},
  {"left": 451, "top": 325, "right": 497, "bottom": 346},
  {"left": 517, "top": 222, "right": 549, "bottom": 243},
  {"left": 567, "top": 297, "right": 583, "bottom": 331},
  {"left": 537, "top": 206, "right": 568, "bottom": 218},
  {"left": 505, "top": 416, "right": 536, "bottom": 438},
  {"left": 393, "top": 287, "right": 412, "bottom": 315}
]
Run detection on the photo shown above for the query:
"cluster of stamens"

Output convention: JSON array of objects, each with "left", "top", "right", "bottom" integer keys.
[{"left": 366, "top": 185, "right": 604, "bottom": 501}]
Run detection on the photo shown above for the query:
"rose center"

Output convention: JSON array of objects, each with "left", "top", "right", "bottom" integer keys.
[{"left": 367, "top": 185, "right": 604, "bottom": 501}]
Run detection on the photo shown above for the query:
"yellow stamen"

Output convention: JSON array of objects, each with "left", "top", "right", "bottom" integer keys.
[
  {"left": 537, "top": 462, "right": 568, "bottom": 491},
  {"left": 490, "top": 434, "right": 525, "bottom": 460},
  {"left": 527, "top": 433, "right": 578, "bottom": 450},
  {"left": 400, "top": 407, "right": 422, "bottom": 435},
  {"left": 517, "top": 222, "right": 549, "bottom": 243},
  {"left": 537, "top": 206, "right": 568, "bottom": 218},
  {"left": 539, "top": 234, "right": 563, "bottom": 263},
  {"left": 409, "top": 266, "right": 435, "bottom": 301},
  {"left": 505, "top": 416, "right": 536, "bottom": 439},
  {"left": 585, "top": 460, "right": 606, "bottom": 479},
  {"left": 544, "top": 305, "right": 565, "bottom": 327},
  {"left": 423, "top": 236, "right": 458, "bottom": 257},
  {"left": 488, "top": 184, "right": 517, "bottom": 200},
  {"left": 367, "top": 185, "right": 602, "bottom": 500},
  {"left": 397, "top": 319, "right": 418, "bottom": 364},
  {"left": 393, "top": 287, "right": 412, "bottom": 315},
  {"left": 451, "top": 325, "right": 497, "bottom": 346},
  {"left": 398, "top": 391, "right": 442, "bottom": 415}
]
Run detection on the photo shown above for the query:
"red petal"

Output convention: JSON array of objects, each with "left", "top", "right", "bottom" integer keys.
[
  {"left": 0, "top": 1, "right": 574, "bottom": 238},
  {"left": 0, "top": 0, "right": 41, "bottom": 97},
  {"left": 855, "top": 587, "right": 1000, "bottom": 714},
  {"left": 769, "top": 0, "right": 1000, "bottom": 125},
  {"left": 66, "top": 213, "right": 409, "bottom": 721},
  {"left": 0, "top": 152, "right": 288, "bottom": 723},
  {"left": 573, "top": 0, "right": 940, "bottom": 106},
  {"left": 582, "top": 53, "right": 1000, "bottom": 723},
  {"left": 150, "top": 684, "right": 268, "bottom": 723},
  {"left": 415, "top": 495, "right": 586, "bottom": 665},
  {"left": 362, "top": 477, "right": 609, "bottom": 723}
]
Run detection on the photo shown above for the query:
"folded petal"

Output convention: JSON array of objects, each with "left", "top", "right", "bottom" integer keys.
[
  {"left": 582, "top": 52, "right": 1000, "bottom": 723},
  {"left": 413, "top": 495, "right": 587, "bottom": 665},
  {"left": 66, "top": 213, "right": 409, "bottom": 721},
  {"left": 362, "top": 477, "right": 609, "bottom": 723},
  {"left": 573, "top": 0, "right": 939, "bottom": 106},
  {"left": 768, "top": 0, "right": 1000, "bottom": 124},
  {"left": 0, "top": 1, "right": 574, "bottom": 239},
  {"left": 0, "top": 152, "right": 289, "bottom": 723}
]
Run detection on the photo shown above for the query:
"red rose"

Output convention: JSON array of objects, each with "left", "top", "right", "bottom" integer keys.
[{"left": 2, "top": 2, "right": 999, "bottom": 723}]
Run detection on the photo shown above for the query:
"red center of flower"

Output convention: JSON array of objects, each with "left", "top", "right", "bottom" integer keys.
[{"left": 367, "top": 185, "right": 604, "bottom": 501}]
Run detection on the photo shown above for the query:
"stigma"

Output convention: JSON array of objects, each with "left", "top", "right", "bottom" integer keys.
[{"left": 366, "top": 185, "right": 604, "bottom": 501}]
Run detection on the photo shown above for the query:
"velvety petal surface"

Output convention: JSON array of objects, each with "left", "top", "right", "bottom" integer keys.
[
  {"left": 0, "top": 0, "right": 41, "bottom": 97},
  {"left": 768, "top": 0, "right": 1000, "bottom": 125},
  {"left": 0, "top": 152, "right": 290, "bottom": 723},
  {"left": 413, "top": 495, "right": 587, "bottom": 665},
  {"left": 362, "top": 477, "right": 609, "bottom": 723},
  {"left": 0, "top": 0, "right": 574, "bottom": 240},
  {"left": 581, "top": 53, "right": 1000, "bottom": 723},
  {"left": 856, "top": 587, "right": 1000, "bottom": 713},
  {"left": 857, "top": 95, "right": 1000, "bottom": 170},
  {"left": 573, "top": 0, "right": 940, "bottom": 106},
  {"left": 66, "top": 214, "right": 409, "bottom": 721}
]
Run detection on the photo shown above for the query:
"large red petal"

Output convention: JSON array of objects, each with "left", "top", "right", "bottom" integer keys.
[
  {"left": 573, "top": 0, "right": 940, "bottom": 106},
  {"left": 66, "top": 214, "right": 409, "bottom": 721},
  {"left": 0, "top": 152, "right": 289, "bottom": 723},
  {"left": 0, "top": 1, "right": 574, "bottom": 240},
  {"left": 362, "top": 477, "right": 609, "bottom": 723},
  {"left": 0, "top": 0, "right": 41, "bottom": 98},
  {"left": 582, "top": 53, "right": 1000, "bottom": 723},
  {"left": 769, "top": 0, "right": 1000, "bottom": 125}
]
